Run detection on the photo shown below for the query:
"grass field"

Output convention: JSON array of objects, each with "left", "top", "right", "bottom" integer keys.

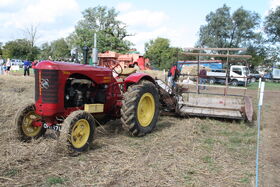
[
  {"left": 0, "top": 74, "right": 278, "bottom": 186},
  {"left": 247, "top": 81, "right": 280, "bottom": 90}
]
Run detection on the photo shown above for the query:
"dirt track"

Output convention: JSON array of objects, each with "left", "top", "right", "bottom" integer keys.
[
  {"left": 0, "top": 75, "right": 279, "bottom": 186},
  {"left": 257, "top": 90, "right": 280, "bottom": 186}
]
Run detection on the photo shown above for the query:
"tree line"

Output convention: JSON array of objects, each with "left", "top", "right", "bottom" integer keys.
[{"left": 0, "top": 4, "right": 279, "bottom": 70}]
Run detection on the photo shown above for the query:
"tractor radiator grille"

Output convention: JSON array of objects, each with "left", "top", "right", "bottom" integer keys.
[
  {"left": 34, "top": 69, "right": 39, "bottom": 101},
  {"left": 35, "top": 69, "right": 59, "bottom": 103}
]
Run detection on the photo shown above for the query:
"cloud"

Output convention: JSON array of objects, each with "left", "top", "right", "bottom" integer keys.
[
  {"left": 127, "top": 26, "right": 196, "bottom": 53},
  {"left": 0, "top": 0, "right": 80, "bottom": 45},
  {"left": 37, "top": 27, "right": 75, "bottom": 45},
  {"left": 0, "top": 0, "right": 17, "bottom": 8},
  {"left": 116, "top": 2, "right": 132, "bottom": 12},
  {"left": 3, "top": 0, "right": 80, "bottom": 28},
  {"left": 118, "top": 10, "right": 169, "bottom": 28},
  {"left": 117, "top": 6, "right": 195, "bottom": 53},
  {"left": 270, "top": 0, "right": 280, "bottom": 9}
]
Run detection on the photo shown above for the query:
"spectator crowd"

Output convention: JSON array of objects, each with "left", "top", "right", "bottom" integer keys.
[{"left": 0, "top": 56, "right": 32, "bottom": 76}]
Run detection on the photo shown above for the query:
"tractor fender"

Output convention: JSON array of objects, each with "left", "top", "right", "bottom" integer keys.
[{"left": 124, "top": 73, "right": 155, "bottom": 87}]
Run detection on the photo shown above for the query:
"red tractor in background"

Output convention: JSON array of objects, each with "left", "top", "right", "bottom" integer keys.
[
  {"left": 98, "top": 50, "right": 150, "bottom": 70},
  {"left": 15, "top": 60, "right": 159, "bottom": 152}
]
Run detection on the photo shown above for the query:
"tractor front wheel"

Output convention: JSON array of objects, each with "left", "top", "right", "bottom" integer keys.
[
  {"left": 121, "top": 80, "right": 159, "bottom": 136},
  {"left": 15, "top": 103, "right": 46, "bottom": 141},
  {"left": 61, "top": 111, "right": 95, "bottom": 152}
]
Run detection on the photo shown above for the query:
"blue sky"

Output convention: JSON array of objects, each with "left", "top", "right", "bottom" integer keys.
[{"left": 0, "top": 0, "right": 279, "bottom": 53}]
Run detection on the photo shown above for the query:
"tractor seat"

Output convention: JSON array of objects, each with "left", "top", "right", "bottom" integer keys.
[{"left": 119, "top": 68, "right": 137, "bottom": 77}]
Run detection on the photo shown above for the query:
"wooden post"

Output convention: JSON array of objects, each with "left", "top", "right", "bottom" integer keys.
[
  {"left": 197, "top": 51, "right": 201, "bottom": 94},
  {"left": 225, "top": 49, "right": 229, "bottom": 96},
  {"left": 223, "top": 49, "right": 230, "bottom": 106}
]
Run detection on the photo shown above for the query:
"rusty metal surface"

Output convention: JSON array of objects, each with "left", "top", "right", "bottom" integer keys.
[
  {"left": 179, "top": 106, "right": 243, "bottom": 119},
  {"left": 184, "top": 48, "right": 247, "bottom": 51},
  {"left": 183, "top": 53, "right": 252, "bottom": 59},
  {"left": 155, "top": 80, "right": 177, "bottom": 111},
  {"left": 178, "top": 93, "right": 247, "bottom": 120},
  {"left": 244, "top": 96, "right": 253, "bottom": 122}
]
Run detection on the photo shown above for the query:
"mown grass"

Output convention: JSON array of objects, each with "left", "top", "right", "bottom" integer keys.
[
  {"left": 196, "top": 119, "right": 257, "bottom": 184},
  {"left": 247, "top": 82, "right": 280, "bottom": 90},
  {"left": 10, "top": 68, "right": 35, "bottom": 76},
  {"left": 0, "top": 75, "right": 259, "bottom": 186},
  {"left": 3, "top": 168, "right": 19, "bottom": 177},
  {"left": 46, "top": 176, "right": 67, "bottom": 186}
]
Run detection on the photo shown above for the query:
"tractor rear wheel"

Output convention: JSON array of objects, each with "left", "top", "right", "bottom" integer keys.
[
  {"left": 61, "top": 110, "right": 95, "bottom": 152},
  {"left": 121, "top": 80, "right": 159, "bottom": 136},
  {"left": 15, "top": 103, "right": 46, "bottom": 141}
]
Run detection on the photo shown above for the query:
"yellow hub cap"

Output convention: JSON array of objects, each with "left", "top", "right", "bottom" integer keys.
[
  {"left": 71, "top": 119, "right": 90, "bottom": 148},
  {"left": 22, "top": 111, "right": 42, "bottom": 137},
  {"left": 137, "top": 93, "right": 155, "bottom": 127}
]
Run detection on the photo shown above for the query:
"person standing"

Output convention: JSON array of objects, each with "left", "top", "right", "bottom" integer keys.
[
  {"left": 23, "top": 60, "right": 31, "bottom": 76},
  {"left": 0, "top": 56, "right": 4, "bottom": 75},
  {"left": 5, "top": 58, "right": 11, "bottom": 75},
  {"left": 168, "top": 63, "right": 178, "bottom": 87},
  {"left": 199, "top": 67, "right": 207, "bottom": 90}
]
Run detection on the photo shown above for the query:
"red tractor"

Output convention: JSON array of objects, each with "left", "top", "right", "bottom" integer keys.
[
  {"left": 15, "top": 60, "right": 159, "bottom": 152},
  {"left": 98, "top": 51, "right": 150, "bottom": 70}
]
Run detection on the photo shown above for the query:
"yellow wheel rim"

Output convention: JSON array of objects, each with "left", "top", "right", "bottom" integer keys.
[
  {"left": 137, "top": 93, "right": 155, "bottom": 127},
  {"left": 22, "top": 111, "right": 42, "bottom": 137},
  {"left": 71, "top": 119, "right": 90, "bottom": 149}
]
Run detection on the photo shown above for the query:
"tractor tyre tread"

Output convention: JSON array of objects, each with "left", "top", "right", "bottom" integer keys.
[
  {"left": 59, "top": 110, "right": 95, "bottom": 153},
  {"left": 121, "top": 80, "right": 159, "bottom": 137},
  {"left": 15, "top": 103, "right": 46, "bottom": 141}
]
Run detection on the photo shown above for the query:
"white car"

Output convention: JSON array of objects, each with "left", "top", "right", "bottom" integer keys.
[{"left": 11, "top": 59, "right": 23, "bottom": 67}]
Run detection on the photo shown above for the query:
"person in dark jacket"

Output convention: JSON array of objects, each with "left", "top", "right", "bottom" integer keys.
[
  {"left": 23, "top": 60, "right": 31, "bottom": 76},
  {"left": 199, "top": 67, "right": 207, "bottom": 90}
]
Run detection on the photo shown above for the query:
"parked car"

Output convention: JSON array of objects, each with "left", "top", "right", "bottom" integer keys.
[
  {"left": 248, "top": 70, "right": 262, "bottom": 83},
  {"left": 263, "top": 68, "right": 280, "bottom": 82},
  {"left": 11, "top": 59, "right": 23, "bottom": 68},
  {"left": 263, "top": 72, "right": 272, "bottom": 80}
]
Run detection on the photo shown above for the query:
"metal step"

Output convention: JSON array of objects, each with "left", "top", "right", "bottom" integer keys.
[
  {"left": 179, "top": 106, "right": 243, "bottom": 119},
  {"left": 155, "top": 79, "right": 172, "bottom": 94}
]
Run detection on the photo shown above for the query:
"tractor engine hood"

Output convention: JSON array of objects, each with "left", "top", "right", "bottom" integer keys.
[{"left": 33, "top": 60, "right": 111, "bottom": 73}]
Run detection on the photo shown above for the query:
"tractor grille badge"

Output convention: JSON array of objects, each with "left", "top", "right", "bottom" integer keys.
[
  {"left": 35, "top": 69, "right": 59, "bottom": 103},
  {"left": 41, "top": 79, "right": 49, "bottom": 89}
]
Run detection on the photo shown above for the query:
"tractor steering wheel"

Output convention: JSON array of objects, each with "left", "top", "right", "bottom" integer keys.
[{"left": 111, "top": 64, "right": 123, "bottom": 76}]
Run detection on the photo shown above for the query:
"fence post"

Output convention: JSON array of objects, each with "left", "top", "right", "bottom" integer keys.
[
  {"left": 257, "top": 78, "right": 262, "bottom": 100},
  {"left": 255, "top": 82, "right": 265, "bottom": 187}
]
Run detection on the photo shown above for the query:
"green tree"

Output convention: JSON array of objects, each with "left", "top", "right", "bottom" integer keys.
[
  {"left": 198, "top": 4, "right": 262, "bottom": 67},
  {"left": 39, "top": 38, "right": 70, "bottom": 61},
  {"left": 0, "top": 42, "right": 3, "bottom": 56},
  {"left": 2, "top": 39, "right": 39, "bottom": 60},
  {"left": 263, "top": 6, "right": 280, "bottom": 66},
  {"left": 68, "top": 6, "right": 132, "bottom": 53},
  {"left": 51, "top": 38, "right": 70, "bottom": 60},
  {"left": 198, "top": 5, "right": 261, "bottom": 48},
  {"left": 264, "top": 6, "right": 280, "bottom": 43},
  {"left": 39, "top": 42, "right": 51, "bottom": 60},
  {"left": 144, "top": 37, "right": 180, "bottom": 70}
]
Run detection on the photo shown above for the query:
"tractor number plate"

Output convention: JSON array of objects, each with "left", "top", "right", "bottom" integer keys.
[{"left": 43, "top": 123, "right": 61, "bottom": 131}]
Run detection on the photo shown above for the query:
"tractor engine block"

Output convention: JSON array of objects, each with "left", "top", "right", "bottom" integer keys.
[{"left": 64, "top": 79, "right": 95, "bottom": 107}]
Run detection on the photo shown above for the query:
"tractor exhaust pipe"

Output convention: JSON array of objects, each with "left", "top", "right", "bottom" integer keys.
[
  {"left": 92, "top": 33, "right": 98, "bottom": 66},
  {"left": 83, "top": 46, "right": 89, "bottom": 64}
]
